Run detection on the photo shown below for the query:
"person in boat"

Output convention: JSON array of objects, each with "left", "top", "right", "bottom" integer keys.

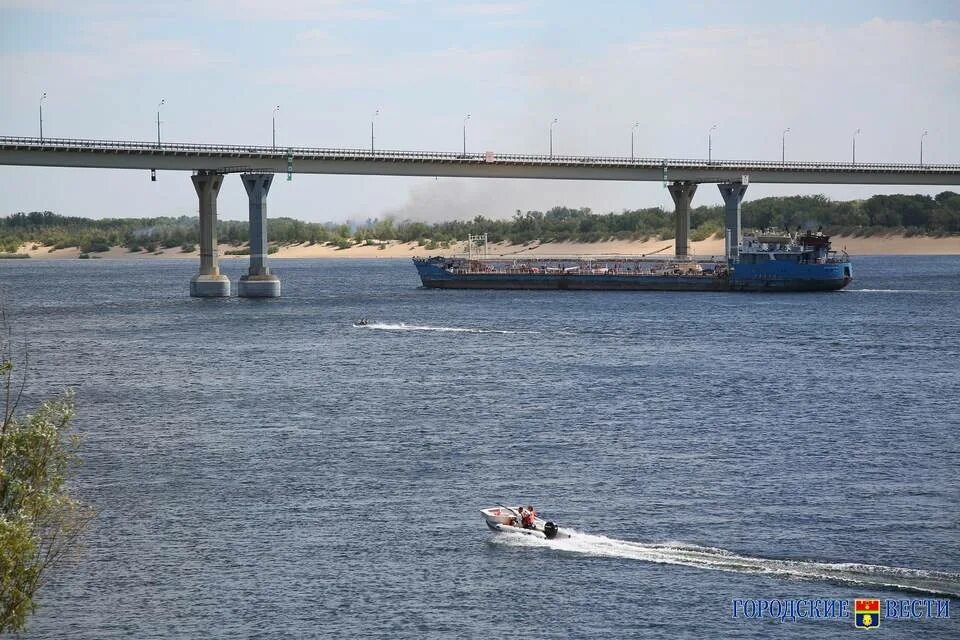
[
  {"left": 521, "top": 505, "right": 537, "bottom": 529},
  {"left": 512, "top": 506, "right": 526, "bottom": 527}
]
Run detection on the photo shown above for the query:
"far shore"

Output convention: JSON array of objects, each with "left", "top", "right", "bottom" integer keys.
[{"left": 12, "top": 233, "right": 960, "bottom": 260}]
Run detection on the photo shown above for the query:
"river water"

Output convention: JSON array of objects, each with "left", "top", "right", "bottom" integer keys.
[{"left": 2, "top": 256, "right": 958, "bottom": 638}]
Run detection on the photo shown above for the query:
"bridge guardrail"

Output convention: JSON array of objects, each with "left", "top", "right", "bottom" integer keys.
[{"left": 1, "top": 135, "right": 958, "bottom": 173}]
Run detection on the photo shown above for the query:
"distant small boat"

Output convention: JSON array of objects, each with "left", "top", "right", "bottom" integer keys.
[
  {"left": 480, "top": 505, "right": 567, "bottom": 539},
  {"left": 354, "top": 318, "right": 371, "bottom": 326}
]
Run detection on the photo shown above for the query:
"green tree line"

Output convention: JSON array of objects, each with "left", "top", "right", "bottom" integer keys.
[
  {"left": 0, "top": 212, "right": 350, "bottom": 254},
  {"left": 2, "top": 192, "right": 958, "bottom": 253}
]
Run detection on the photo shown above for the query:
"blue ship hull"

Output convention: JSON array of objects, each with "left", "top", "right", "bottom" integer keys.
[
  {"left": 728, "top": 261, "right": 852, "bottom": 291},
  {"left": 413, "top": 258, "right": 852, "bottom": 292}
]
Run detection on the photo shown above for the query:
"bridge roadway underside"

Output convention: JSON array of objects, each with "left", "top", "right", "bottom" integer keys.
[{"left": 3, "top": 148, "right": 960, "bottom": 186}]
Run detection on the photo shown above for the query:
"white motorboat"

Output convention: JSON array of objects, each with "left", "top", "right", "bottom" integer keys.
[{"left": 480, "top": 506, "right": 567, "bottom": 539}]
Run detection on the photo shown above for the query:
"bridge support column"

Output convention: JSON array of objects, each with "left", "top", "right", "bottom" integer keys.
[
  {"left": 238, "top": 173, "right": 280, "bottom": 298},
  {"left": 668, "top": 181, "right": 697, "bottom": 258},
  {"left": 189, "top": 172, "right": 231, "bottom": 297},
  {"left": 718, "top": 181, "right": 748, "bottom": 262}
]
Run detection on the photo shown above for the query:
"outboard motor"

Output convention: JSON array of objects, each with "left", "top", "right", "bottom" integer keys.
[{"left": 543, "top": 521, "right": 559, "bottom": 539}]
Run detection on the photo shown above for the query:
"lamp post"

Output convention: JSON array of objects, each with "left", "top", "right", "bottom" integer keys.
[
  {"left": 463, "top": 114, "right": 470, "bottom": 156},
  {"left": 781, "top": 127, "right": 790, "bottom": 163},
  {"left": 631, "top": 121, "right": 639, "bottom": 161},
  {"left": 156, "top": 99, "right": 165, "bottom": 147},
  {"left": 708, "top": 124, "right": 717, "bottom": 162},
  {"left": 852, "top": 128, "right": 860, "bottom": 164},
  {"left": 371, "top": 109, "right": 379, "bottom": 152},
  {"left": 920, "top": 130, "right": 928, "bottom": 165},
  {"left": 272, "top": 105, "right": 280, "bottom": 149},
  {"left": 39, "top": 92, "right": 47, "bottom": 142},
  {"left": 549, "top": 117, "right": 558, "bottom": 158}
]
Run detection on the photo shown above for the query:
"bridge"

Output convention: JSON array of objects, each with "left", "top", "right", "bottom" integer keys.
[{"left": 3, "top": 135, "right": 960, "bottom": 297}]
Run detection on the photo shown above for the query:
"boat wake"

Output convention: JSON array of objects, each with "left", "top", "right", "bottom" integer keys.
[
  {"left": 492, "top": 529, "right": 960, "bottom": 597},
  {"left": 847, "top": 289, "right": 949, "bottom": 294},
  {"left": 354, "top": 322, "right": 536, "bottom": 334}
]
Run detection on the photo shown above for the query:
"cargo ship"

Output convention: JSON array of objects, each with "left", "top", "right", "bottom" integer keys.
[{"left": 413, "top": 231, "right": 852, "bottom": 292}]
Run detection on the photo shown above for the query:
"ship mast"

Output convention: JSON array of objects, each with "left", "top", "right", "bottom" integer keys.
[{"left": 467, "top": 233, "right": 488, "bottom": 260}]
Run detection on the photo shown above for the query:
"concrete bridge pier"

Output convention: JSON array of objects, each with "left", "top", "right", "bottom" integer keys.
[
  {"left": 718, "top": 181, "right": 748, "bottom": 261},
  {"left": 668, "top": 181, "right": 698, "bottom": 258},
  {"left": 190, "top": 172, "right": 231, "bottom": 297},
  {"left": 238, "top": 173, "right": 280, "bottom": 298}
]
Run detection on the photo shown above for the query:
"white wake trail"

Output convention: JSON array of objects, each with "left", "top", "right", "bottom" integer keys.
[
  {"left": 847, "top": 289, "right": 945, "bottom": 293},
  {"left": 493, "top": 529, "right": 960, "bottom": 597},
  {"left": 354, "top": 322, "right": 536, "bottom": 334}
]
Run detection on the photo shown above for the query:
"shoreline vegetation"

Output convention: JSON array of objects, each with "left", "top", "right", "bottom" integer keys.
[
  {"left": 7, "top": 235, "right": 960, "bottom": 259},
  {"left": 3, "top": 192, "right": 960, "bottom": 259}
]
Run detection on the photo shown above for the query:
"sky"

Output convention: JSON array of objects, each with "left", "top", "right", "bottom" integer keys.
[{"left": 1, "top": 0, "right": 959, "bottom": 223}]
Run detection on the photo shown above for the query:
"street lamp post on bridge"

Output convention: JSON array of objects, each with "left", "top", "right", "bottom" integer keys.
[
  {"left": 463, "top": 114, "right": 470, "bottom": 156},
  {"left": 39, "top": 92, "right": 47, "bottom": 142},
  {"left": 157, "top": 99, "right": 165, "bottom": 148},
  {"left": 781, "top": 128, "right": 790, "bottom": 164},
  {"left": 852, "top": 128, "right": 861, "bottom": 164},
  {"left": 631, "top": 122, "right": 639, "bottom": 161},
  {"left": 272, "top": 105, "right": 280, "bottom": 150},
  {"left": 550, "top": 117, "right": 558, "bottom": 158},
  {"left": 371, "top": 109, "right": 379, "bottom": 153},
  {"left": 708, "top": 124, "right": 717, "bottom": 163},
  {"left": 921, "top": 130, "right": 928, "bottom": 165}
]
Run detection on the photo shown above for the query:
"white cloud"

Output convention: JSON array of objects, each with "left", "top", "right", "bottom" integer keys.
[
  {"left": 208, "top": 0, "right": 389, "bottom": 21},
  {"left": 290, "top": 30, "right": 354, "bottom": 58},
  {"left": 440, "top": 3, "right": 527, "bottom": 17},
  {"left": 1, "top": 37, "right": 222, "bottom": 84},
  {"left": 0, "top": 0, "right": 389, "bottom": 20},
  {"left": 270, "top": 44, "right": 525, "bottom": 91}
]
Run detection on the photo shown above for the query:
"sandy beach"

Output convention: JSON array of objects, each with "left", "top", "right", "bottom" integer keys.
[{"left": 12, "top": 233, "right": 960, "bottom": 260}]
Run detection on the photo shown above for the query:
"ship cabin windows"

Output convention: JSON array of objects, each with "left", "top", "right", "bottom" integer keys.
[{"left": 739, "top": 251, "right": 808, "bottom": 265}]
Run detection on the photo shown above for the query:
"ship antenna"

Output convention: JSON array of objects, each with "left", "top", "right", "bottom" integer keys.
[{"left": 467, "top": 233, "right": 488, "bottom": 260}]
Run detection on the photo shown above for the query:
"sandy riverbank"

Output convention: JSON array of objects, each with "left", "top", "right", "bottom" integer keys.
[{"left": 12, "top": 233, "right": 960, "bottom": 260}]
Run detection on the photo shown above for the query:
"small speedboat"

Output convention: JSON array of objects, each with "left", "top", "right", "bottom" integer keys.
[
  {"left": 354, "top": 318, "right": 371, "bottom": 326},
  {"left": 480, "top": 506, "right": 568, "bottom": 539}
]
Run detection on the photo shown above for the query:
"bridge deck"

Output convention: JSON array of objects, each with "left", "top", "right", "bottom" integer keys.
[{"left": 2, "top": 136, "right": 958, "bottom": 185}]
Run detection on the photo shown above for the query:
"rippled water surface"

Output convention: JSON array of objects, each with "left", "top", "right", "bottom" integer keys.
[{"left": 2, "top": 256, "right": 959, "bottom": 639}]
